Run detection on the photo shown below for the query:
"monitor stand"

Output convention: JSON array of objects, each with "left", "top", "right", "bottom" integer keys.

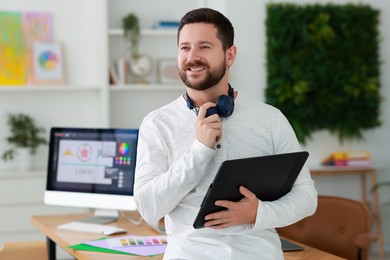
[{"left": 79, "top": 209, "right": 119, "bottom": 224}]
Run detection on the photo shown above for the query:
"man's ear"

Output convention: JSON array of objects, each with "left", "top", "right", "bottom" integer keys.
[{"left": 226, "top": 45, "right": 237, "bottom": 68}]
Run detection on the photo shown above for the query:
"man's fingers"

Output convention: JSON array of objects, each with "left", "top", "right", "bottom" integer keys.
[
  {"left": 239, "top": 186, "right": 257, "bottom": 200},
  {"left": 208, "top": 222, "right": 231, "bottom": 229},
  {"left": 205, "top": 209, "right": 229, "bottom": 221},
  {"left": 214, "top": 200, "right": 234, "bottom": 208},
  {"left": 198, "top": 102, "right": 216, "bottom": 119},
  {"left": 204, "top": 218, "right": 230, "bottom": 228},
  {"left": 196, "top": 102, "right": 222, "bottom": 148}
]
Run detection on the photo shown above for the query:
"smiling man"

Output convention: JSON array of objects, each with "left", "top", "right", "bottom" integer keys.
[{"left": 134, "top": 8, "right": 317, "bottom": 260}]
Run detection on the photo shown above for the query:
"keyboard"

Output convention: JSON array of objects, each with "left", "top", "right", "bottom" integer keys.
[{"left": 57, "top": 221, "right": 127, "bottom": 235}]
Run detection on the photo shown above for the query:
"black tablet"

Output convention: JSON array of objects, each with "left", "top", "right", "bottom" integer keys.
[
  {"left": 281, "top": 238, "right": 304, "bottom": 252},
  {"left": 193, "top": 151, "right": 309, "bottom": 229}
]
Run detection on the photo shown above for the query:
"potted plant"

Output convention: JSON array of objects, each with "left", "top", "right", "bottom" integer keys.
[
  {"left": 122, "top": 13, "right": 152, "bottom": 83},
  {"left": 123, "top": 13, "right": 141, "bottom": 59},
  {"left": 2, "top": 113, "right": 47, "bottom": 170}
]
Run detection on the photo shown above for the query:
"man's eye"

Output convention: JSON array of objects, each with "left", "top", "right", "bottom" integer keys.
[
  {"left": 201, "top": 45, "right": 210, "bottom": 49},
  {"left": 180, "top": 46, "right": 190, "bottom": 51}
]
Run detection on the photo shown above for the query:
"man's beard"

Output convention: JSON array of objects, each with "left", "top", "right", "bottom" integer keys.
[{"left": 179, "top": 59, "right": 227, "bottom": 91}]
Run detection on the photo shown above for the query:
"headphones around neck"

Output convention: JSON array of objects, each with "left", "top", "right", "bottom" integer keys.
[{"left": 186, "top": 84, "right": 235, "bottom": 118}]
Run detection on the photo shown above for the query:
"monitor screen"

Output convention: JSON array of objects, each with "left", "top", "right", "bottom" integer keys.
[{"left": 44, "top": 127, "right": 139, "bottom": 223}]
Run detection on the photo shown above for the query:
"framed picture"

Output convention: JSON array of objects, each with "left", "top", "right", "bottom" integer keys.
[
  {"left": 157, "top": 58, "right": 181, "bottom": 84},
  {"left": 32, "top": 41, "right": 64, "bottom": 84}
]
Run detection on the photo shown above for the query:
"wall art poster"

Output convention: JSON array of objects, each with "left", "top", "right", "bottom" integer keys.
[
  {"left": 158, "top": 58, "right": 181, "bottom": 84},
  {"left": 0, "top": 11, "right": 27, "bottom": 85},
  {"left": 32, "top": 42, "right": 64, "bottom": 84},
  {"left": 23, "top": 12, "right": 53, "bottom": 84}
]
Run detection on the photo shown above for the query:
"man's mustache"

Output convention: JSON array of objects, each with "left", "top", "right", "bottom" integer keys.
[{"left": 184, "top": 61, "right": 209, "bottom": 70}]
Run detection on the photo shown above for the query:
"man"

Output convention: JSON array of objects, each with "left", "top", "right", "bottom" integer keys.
[{"left": 134, "top": 8, "right": 317, "bottom": 259}]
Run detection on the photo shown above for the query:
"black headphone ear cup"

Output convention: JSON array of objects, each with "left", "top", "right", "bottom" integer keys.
[
  {"left": 187, "top": 84, "right": 235, "bottom": 117},
  {"left": 215, "top": 95, "right": 234, "bottom": 118}
]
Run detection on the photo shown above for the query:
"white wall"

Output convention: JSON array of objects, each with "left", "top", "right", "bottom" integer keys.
[
  {"left": 0, "top": 0, "right": 103, "bottom": 85},
  {"left": 226, "top": 0, "right": 390, "bottom": 252}
]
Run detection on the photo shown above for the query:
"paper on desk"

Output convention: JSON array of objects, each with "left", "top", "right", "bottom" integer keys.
[
  {"left": 68, "top": 241, "right": 134, "bottom": 255},
  {"left": 81, "top": 235, "right": 167, "bottom": 256},
  {"left": 106, "top": 235, "right": 167, "bottom": 247}
]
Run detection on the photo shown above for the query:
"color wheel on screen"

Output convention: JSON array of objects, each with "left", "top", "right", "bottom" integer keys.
[
  {"left": 39, "top": 51, "right": 58, "bottom": 70},
  {"left": 118, "top": 142, "right": 129, "bottom": 155}
]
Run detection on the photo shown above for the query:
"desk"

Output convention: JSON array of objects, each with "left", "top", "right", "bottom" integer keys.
[
  {"left": 32, "top": 212, "right": 345, "bottom": 260},
  {"left": 310, "top": 166, "right": 384, "bottom": 260}
]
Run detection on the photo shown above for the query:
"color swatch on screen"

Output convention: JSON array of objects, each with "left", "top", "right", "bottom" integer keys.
[
  {"left": 118, "top": 142, "right": 129, "bottom": 155},
  {"left": 115, "top": 156, "right": 131, "bottom": 165}
]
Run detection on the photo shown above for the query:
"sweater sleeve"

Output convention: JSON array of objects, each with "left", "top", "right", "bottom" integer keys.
[
  {"left": 251, "top": 111, "right": 317, "bottom": 231},
  {"left": 134, "top": 116, "right": 215, "bottom": 225}
]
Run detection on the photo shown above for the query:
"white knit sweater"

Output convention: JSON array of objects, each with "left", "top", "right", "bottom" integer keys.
[{"left": 134, "top": 93, "right": 317, "bottom": 260}]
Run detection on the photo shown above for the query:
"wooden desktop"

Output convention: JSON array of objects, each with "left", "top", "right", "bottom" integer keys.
[{"left": 31, "top": 212, "right": 344, "bottom": 260}]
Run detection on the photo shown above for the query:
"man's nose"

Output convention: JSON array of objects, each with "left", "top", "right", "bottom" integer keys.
[{"left": 187, "top": 49, "right": 201, "bottom": 63}]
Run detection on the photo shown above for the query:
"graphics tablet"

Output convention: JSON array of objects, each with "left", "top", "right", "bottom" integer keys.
[
  {"left": 281, "top": 238, "right": 304, "bottom": 252},
  {"left": 193, "top": 151, "right": 309, "bottom": 229}
]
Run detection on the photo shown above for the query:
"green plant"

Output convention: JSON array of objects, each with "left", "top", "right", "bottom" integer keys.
[
  {"left": 265, "top": 3, "right": 381, "bottom": 143},
  {"left": 122, "top": 13, "right": 140, "bottom": 59},
  {"left": 2, "top": 113, "right": 47, "bottom": 161}
]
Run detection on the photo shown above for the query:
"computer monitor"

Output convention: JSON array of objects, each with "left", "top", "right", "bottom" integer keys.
[{"left": 44, "top": 127, "right": 139, "bottom": 224}]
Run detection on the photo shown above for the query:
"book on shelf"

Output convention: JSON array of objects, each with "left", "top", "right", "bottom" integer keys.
[
  {"left": 154, "top": 20, "right": 179, "bottom": 29},
  {"left": 109, "top": 65, "right": 119, "bottom": 85},
  {"left": 321, "top": 151, "right": 371, "bottom": 167},
  {"left": 117, "top": 59, "right": 129, "bottom": 85},
  {"left": 324, "top": 159, "right": 371, "bottom": 167}
]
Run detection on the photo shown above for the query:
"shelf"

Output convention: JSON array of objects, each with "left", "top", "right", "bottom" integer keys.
[
  {"left": 0, "top": 85, "right": 101, "bottom": 92},
  {"left": 0, "top": 169, "right": 46, "bottom": 179},
  {"left": 109, "top": 28, "right": 177, "bottom": 37},
  {"left": 109, "top": 84, "right": 183, "bottom": 91}
]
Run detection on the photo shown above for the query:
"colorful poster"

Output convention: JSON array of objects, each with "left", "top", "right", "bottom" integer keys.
[
  {"left": 23, "top": 12, "right": 53, "bottom": 43},
  {"left": 32, "top": 42, "right": 64, "bottom": 84},
  {"left": 0, "top": 12, "right": 27, "bottom": 85},
  {"left": 23, "top": 12, "right": 53, "bottom": 84}
]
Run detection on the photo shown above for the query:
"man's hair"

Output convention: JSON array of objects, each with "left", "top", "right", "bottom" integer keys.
[{"left": 178, "top": 8, "right": 234, "bottom": 51}]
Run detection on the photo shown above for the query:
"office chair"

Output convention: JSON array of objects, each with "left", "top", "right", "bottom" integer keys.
[
  {"left": 0, "top": 241, "right": 47, "bottom": 260},
  {"left": 277, "top": 195, "right": 378, "bottom": 260}
]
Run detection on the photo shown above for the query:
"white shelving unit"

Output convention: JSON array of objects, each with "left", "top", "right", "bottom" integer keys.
[
  {"left": 0, "top": 0, "right": 199, "bottom": 169},
  {"left": 0, "top": 171, "right": 85, "bottom": 244},
  {"left": 107, "top": 23, "right": 184, "bottom": 128},
  {"left": 0, "top": 0, "right": 208, "bottom": 246},
  {"left": 105, "top": 0, "right": 204, "bottom": 127},
  {"left": 0, "top": 85, "right": 101, "bottom": 92},
  {"left": 109, "top": 28, "right": 177, "bottom": 36}
]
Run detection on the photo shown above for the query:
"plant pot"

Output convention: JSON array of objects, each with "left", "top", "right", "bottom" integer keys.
[
  {"left": 129, "top": 54, "right": 152, "bottom": 84},
  {"left": 16, "top": 147, "right": 32, "bottom": 172}
]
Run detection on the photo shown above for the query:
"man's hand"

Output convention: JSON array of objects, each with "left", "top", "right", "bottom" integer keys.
[
  {"left": 196, "top": 102, "right": 222, "bottom": 149},
  {"left": 204, "top": 186, "right": 259, "bottom": 229}
]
